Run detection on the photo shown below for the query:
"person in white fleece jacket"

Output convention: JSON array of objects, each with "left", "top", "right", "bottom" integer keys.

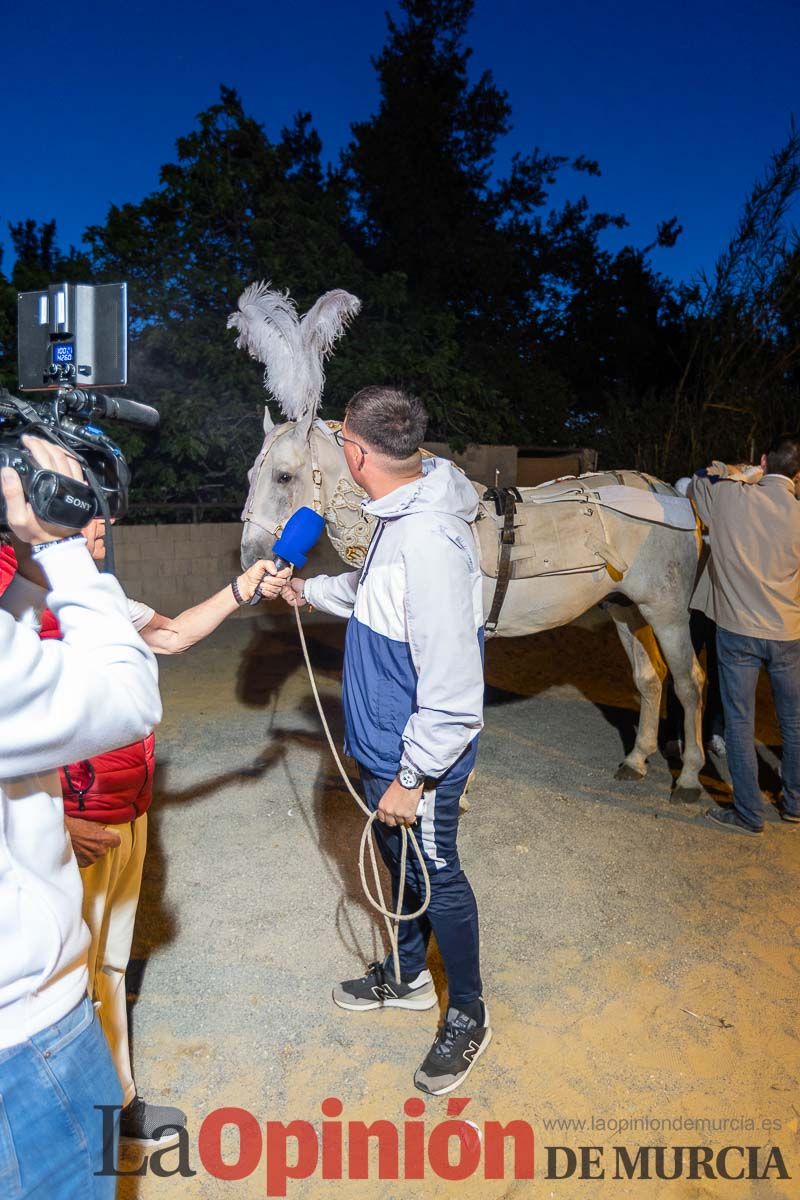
[{"left": 0, "top": 436, "right": 161, "bottom": 1198}]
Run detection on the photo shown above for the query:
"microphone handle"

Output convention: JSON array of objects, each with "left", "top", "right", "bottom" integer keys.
[{"left": 273, "top": 555, "right": 292, "bottom": 572}]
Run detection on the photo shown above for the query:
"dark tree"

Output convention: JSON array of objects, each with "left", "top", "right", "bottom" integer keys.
[
  {"left": 83, "top": 87, "right": 484, "bottom": 502},
  {"left": 342, "top": 0, "right": 678, "bottom": 441}
]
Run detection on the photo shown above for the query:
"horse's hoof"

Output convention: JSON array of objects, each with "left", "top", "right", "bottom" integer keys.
[
  {"left": 670, "top": 786, "right": 701, "bottom": 805},
  {"left": 458, "top": 795, "right": 471, "bottom": 813},
  {"left": 615, "top": 763, "right": 645, "bottom": 781}
]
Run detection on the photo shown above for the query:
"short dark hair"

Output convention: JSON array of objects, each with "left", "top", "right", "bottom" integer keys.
[
  {"left": 345, "top": 386, "right": 428, "bottom": 460},
  {"left": 765, "top": 433, "right": 800, "bottom": 479}
]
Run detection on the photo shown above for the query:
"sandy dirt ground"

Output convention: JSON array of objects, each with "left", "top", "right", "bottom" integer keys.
[{"left": 117, "top": 610, "right": 800, "bottom": 1200}]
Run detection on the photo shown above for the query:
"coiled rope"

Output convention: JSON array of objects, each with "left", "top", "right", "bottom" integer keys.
[{"left": 292, "top": 602, "right": 431, "bottom": 982}]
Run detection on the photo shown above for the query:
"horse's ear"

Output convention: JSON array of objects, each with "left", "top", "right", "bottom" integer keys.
[
  {"left": 263, "top": 404, "right": 275, "bottom": 436},
  {"left": 295, "top": 406, "right": 317, "bottom": 443}
]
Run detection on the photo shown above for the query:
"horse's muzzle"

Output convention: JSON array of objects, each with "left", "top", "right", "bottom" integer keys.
[{"left": 240, "top": 520, "right": 276, "bottom": 571}]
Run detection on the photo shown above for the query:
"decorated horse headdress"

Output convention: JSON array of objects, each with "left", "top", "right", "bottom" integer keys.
[{"left": 227, "top": 281, "right": 361, "bottom": 438}]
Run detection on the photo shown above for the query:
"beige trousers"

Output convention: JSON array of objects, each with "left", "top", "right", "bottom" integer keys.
[{"left": 79, "top": 812, "right": 148, "bottom": 1108}]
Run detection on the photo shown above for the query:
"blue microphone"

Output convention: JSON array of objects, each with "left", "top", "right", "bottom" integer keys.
[
  {"left": 247, "top": 507, "right": 325, "bottom": 605},
  {"left": 272, "top": 506, "right": 325, "bottom": 570}
]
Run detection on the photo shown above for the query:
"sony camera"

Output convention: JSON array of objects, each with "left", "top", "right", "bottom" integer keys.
[{"left": 0, "top": 282, "right": 159, "bottom": 531}]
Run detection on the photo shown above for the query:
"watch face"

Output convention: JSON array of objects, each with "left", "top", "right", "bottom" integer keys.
[{"left": 400, "top": 768, "right": 420, "bottom": 788}]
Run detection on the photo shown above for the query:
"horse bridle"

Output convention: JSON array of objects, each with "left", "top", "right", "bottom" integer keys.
[{"left": 241, "top": 419, "right": 339, "bottom": 544}]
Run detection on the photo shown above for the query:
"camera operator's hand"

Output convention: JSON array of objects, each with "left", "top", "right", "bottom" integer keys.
[
  {"left": 0, "top": 435, "right": 85, "bottom": 545},
  {"left": 64, "top": 815, "right": 122, "bottom": 868},
  {"left": 281, "top": 577, "right": 306, "bottom": 607}
]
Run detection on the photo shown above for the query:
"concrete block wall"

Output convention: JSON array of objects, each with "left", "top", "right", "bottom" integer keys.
[
  {"left": 111, "top": 522, "right": 346, "bottom": 617},
  {"left": 113, "top": 523, "right": 244, "bottom": 616},
  {"left": 423, "top": 442, "right": 518, "bottom": 488}
]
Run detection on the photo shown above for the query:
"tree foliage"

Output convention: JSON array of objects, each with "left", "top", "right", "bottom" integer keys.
[{"left": 2, "top": 0, "right": 798, "bottom": 507}]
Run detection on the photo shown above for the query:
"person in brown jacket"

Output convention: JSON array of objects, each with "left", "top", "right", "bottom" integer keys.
[{"left": 690, "top": 434, "right": 800, "bottom": 834}]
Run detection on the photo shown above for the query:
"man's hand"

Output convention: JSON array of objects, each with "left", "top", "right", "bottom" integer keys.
[
  {"left": 281, "top": 577, "right": 306, "bottom": 607},
  {"left": 733, "top": 464, "right": 764, "bottom": 484},
  {"left": 64, "top": 815, "right": 121, "bottom": 868},
  {"left": 1, "top": 435, "right": 86, "bottom": 545},
  {"left": 376, "top": 778, "right": 424, "bottom": 828}
]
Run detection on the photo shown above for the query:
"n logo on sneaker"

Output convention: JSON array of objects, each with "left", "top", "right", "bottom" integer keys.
[
  {"left": 372, "top": 983, "right": 398, "bottom": 1001},
  {"left": 462, "top": 1039, "right": 481, "bottom": 1063}
]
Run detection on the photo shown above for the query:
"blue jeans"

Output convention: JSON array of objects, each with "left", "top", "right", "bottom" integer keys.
[
  {"left": 0, "top": 995, "right": 122, "bottom": 1199},
  {"left": 360, "top": 766, "right": 482, "bottom": 1007},
  {"left": 716, "top": 629, "right": 800, "bottom": 829}
]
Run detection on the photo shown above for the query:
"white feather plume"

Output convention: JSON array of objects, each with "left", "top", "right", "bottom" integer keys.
[
  {"left": 301, "top": 289, "right": 362, "bottom": 358},
  {"left": 228, "top": 281, "right": 361, "bottom": 424}
]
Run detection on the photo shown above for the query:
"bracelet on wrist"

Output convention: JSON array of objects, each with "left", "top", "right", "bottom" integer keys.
[{"left": 230, "top": 577, "right": 249, "bottom": 606}]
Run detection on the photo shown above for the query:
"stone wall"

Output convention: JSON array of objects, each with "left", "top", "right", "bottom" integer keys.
[
  {"left": 112, "top": 523, "right": 244, "bottom": 616},
  {"left": 112, "top": 522, "right": 344, "bottom": 617},
  {"left": 423, "top": 442, "right": 518, "bottom": 488}
]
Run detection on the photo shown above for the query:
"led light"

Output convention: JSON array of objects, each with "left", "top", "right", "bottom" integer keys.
[
  {"left": 38, "top": 296, "right": 48, "bottom": 324},
  {"left": 56, "top": 291, "right": 66, "bottom": 325}
]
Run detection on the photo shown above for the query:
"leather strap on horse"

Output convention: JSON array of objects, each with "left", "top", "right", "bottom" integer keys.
[{"left": 485, "top": 487, "right": 519, "bottom": 633}]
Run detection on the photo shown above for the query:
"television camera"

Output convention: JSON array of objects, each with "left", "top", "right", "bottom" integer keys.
[{"left": 0, "top": 283, "right": 159, "bottom": 570}]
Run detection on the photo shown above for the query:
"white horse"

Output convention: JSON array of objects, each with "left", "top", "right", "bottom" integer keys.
[{"left": 229, "top": 284, "right": 705, "bottom": 802}]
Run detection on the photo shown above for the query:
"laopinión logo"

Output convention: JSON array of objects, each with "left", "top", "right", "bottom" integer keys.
[
  {"left": 95, "top": 1099, "right": 792, "bottom": 1192},
  {"left": 95, "top": 1097, "right": 535, "bottom": 1194}
]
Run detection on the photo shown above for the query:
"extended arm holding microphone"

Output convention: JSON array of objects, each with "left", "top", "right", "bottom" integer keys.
[{"left": 140, "top": 558, "right": 290, "bottom": 653}]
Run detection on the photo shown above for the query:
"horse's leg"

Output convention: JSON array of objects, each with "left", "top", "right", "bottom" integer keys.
[
  {"left": 608, "top": 604, "right": 665, "bottom": 781},
  {"left": 638, "top": 605, "right": 705, "bottom": 803}
]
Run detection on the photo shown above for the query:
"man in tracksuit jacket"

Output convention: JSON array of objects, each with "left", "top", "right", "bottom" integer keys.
[{"left": 283, "top": 385, "right": 489, "bottom": 1095}]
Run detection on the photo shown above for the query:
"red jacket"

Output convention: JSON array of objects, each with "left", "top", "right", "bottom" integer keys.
[
  {"left": 0, "top": 544, "right": 16, "bottom": 594},
  {"left": 0, "top": 544, "right": 155, "bottom": 823}
]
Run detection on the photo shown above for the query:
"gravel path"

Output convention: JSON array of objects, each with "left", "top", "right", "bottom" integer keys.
[{"left": 118, "top": 613, "right": 800, "bottom": 1199}]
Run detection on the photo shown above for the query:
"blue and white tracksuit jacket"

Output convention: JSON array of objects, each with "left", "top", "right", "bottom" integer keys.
[
  {"left": 304, "top": 457, "right": 486, "bottom": 1000},
  {"left": 303, "top": 457, "right": 485, "bottom": 788}
]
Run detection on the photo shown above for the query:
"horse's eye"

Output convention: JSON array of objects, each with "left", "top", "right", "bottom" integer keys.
[{"left": 277, "top": 472, "right": 293, "bottom": 484}]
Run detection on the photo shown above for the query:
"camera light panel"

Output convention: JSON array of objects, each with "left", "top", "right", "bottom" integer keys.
[{"left": 17, "top": 282, "right": 128, "bottom": 391}]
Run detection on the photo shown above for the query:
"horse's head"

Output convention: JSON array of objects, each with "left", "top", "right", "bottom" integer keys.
[
  {"left": 228, "top": 281, "right": 363, "bottom": 568},
  {"left": 240, "top": 413, "right": 356, "bottom": 567}
]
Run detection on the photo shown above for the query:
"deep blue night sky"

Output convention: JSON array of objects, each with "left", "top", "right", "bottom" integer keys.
[{"left": 3, "top": 0, "right": 798, "bottom": 284}]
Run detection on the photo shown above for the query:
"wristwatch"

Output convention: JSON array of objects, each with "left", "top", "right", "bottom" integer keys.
[{"left": 397, "top": 765, "right": 425, "bottom": 790}]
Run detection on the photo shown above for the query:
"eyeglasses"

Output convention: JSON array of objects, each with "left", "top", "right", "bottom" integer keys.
[{"left": 333, "top": 428, "right": 368, "bottom": 457}]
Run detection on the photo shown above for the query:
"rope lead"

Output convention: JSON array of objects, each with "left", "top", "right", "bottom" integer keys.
[{"left": 292, "top": 603, "right": 431, "bottom": 982}]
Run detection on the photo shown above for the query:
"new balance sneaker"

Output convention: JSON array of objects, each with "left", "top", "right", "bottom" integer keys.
[
  {"left": 333, "top": 961, "right": 437, "bottom": 1011},
  {"left": 119, "top": 1095, "right": 187, "bottom": 1150},
  {"left": 414, "top": 1002, "right": 492, "bottom": 1095}
]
